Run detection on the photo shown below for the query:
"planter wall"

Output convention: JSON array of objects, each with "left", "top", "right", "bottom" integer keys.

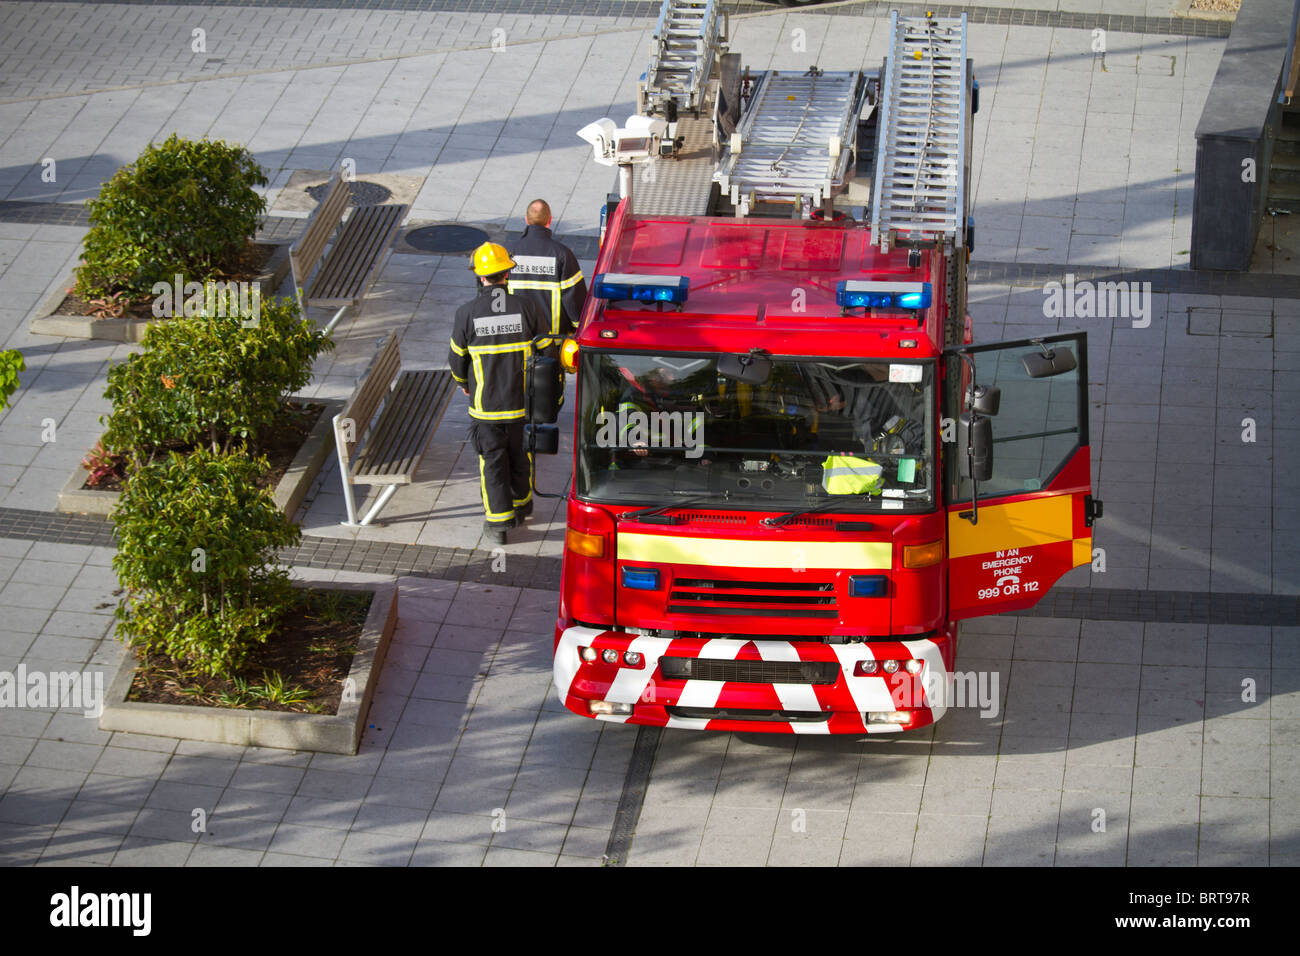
[
  {"left": 30, "top": 241, "right": 292, "bottom": 342},
  {"left": 98, "top": 580, "right": 397, "bottom": 755},
  {"left": 57, "top": 396, "right": 342, "bottom": 519}
]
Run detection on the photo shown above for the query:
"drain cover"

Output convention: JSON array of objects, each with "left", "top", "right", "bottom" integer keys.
[
  {"left": 405, "top": 224, "right": 491, "bottom": 253},
  {"left": 305, "top": 180, "right": 392, "bottom": 206}
]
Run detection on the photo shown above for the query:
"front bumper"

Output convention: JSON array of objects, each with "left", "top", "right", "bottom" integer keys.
[{"left": 553, "top": 626, "right": 953, "bottom": 735}]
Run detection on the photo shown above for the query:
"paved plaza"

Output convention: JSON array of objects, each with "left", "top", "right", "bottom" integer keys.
[{"left": 0, "top": 0, "right": 1296, "bottom": 866}]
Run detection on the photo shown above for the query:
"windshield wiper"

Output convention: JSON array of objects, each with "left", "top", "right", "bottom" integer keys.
[
  {"left": 619, "top": 493, "right": 721, "bottom": 524},
  {"left": 763, "top": 498, "right": 878, "bottom": 529}
]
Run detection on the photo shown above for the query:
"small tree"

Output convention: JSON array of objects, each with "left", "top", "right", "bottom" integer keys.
[
  {"left": 101, "top": 296, "right": 332, "bottom": 462},
  {"left": 0, "top": 350, "right": 24, "bottom": 412},
  {"left": 75, "top": 134, "right": 268, "bottom": 302},
  {"left": 112, "top": 448, "right": 299, "bottom": 677}
]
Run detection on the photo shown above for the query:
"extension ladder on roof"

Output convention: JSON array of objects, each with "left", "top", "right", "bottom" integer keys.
[
  {"left": 714, "top": 68, "right": 863, "bottom": 215},
  {"left": 642, "top": 0, "right": 723, "bottom": 115},
  {"left": 871, "top": 11, "right": 970, "bottom": 252}
]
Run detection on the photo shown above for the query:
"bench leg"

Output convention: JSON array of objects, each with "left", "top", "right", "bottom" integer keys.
[
  {"left": 356, "top": 484, "right": 400, "bottom": 526},
  {"left": 334, "top": 415, "right": 361, "bottom": 526},
  {"left": 322, "top": 305, "right": 349, "bottom": 334}
]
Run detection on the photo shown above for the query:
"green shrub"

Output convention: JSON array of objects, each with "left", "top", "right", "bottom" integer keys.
[
  {"left": 101, "top": 296, "right": 332, "bottom": 461},
  {"left": 75, "top": 134, "right": 268, "bottom": 301},
  {"left": 112, "top": 448, "right": 300, "bottom": 677},
  {"left": 0, "top": 349, "right": 24, "bottom": 411}
]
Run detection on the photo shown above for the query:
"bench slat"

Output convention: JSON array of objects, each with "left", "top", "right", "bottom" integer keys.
[
  {"left": 308, "top": 203, "right": 406, "bottom": 305},
  {"left": 352, "top": 370, "right": 453, "bottom": 482},
  {"left": 336, "top": 334, "right": 402, "bottom": 465},
  {"left": 290, "top": 173, "right": 350, "bottom": 293},
  {"left": 318, "top": 203, "right": 404, "bottom": 301},
  {"left": 377, "top": 372, "right": 454, "bottom": 477}
]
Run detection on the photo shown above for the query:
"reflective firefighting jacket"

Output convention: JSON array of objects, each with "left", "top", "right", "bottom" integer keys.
[
  {"left": 449, "top": 285, "right": 549, "bottom": 422},
  {"left": 506, "top": 225, "right": 587, "bottom": 337}
]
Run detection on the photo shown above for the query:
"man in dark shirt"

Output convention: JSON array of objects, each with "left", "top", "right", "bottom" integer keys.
[{"left": 506, "top": 199, "right": 587, "bottom": 337}]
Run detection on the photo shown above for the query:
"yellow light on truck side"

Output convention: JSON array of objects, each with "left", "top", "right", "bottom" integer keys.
[
  {"left": 560, "top": 338, "right": 579, "bottom": 371},
  {"left": 566, "top": 529, "right": 605, "bottom": 558},
  {"left": 902, "top": 539, "right": 944, "bottom": 568}
]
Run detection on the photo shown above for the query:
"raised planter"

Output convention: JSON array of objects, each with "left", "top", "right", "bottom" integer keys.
[
  {"left": 98, "top": 579, "right": 397, "bottom": 755},
  {"left": 29, "top": 241, "right": 292, "bottom": 343},
  {"left": 56, "top": 396, "right": 342, "bottom": 519}
]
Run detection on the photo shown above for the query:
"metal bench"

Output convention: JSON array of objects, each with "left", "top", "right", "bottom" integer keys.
[
  {"left": 290, "top": 172, "right": 408, "bottom": 332},
  {"left": 333, "top": 333, "right": 456, "bottom": 526}
]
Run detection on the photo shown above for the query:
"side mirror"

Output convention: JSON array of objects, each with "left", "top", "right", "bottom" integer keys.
[
  {"left": 1021, "top": 346, "right": 1076, "bottom": 379},
  {"left": 958, "top": 412, "right": 993, "bottom": 481},
  {"left": 526, "top": 353, "right": 562, "bottom": 424},
  {"left": 968, "top": 384, "right": 1000, "bottom": 416},
  {"left": 526, "top": 424, "right": 559, "bottom": 455},
  {"left": 718, "top": 352, "right": 771, "bottom": 385}
]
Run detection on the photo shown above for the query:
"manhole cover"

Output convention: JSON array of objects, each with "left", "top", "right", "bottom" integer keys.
[
  {"left": 405, "top": 224, "right": 491, "bottom": 254},
  {"left": 305, "top": 180, "right": 392, "bottom": 206}
]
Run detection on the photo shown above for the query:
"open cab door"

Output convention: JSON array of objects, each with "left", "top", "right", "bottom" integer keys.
[{"left": 943, "top": 331, "right": 1101, "bottom": 619}]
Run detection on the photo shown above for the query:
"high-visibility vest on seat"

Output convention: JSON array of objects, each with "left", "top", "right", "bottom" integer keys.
[{"left": 822, "top": 456, "right": 883, "bottom": 495}]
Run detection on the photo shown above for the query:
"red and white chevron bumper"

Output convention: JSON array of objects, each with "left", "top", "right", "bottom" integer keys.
[{"left": 553, "top": 626, "right": 955, "bottom": 734}]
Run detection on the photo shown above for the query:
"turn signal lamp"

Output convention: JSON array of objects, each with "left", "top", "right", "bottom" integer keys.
[
  {"left": 560, "top": 338, "right": 579, "bottom": 371},
  {"left": 866, "top": 711, "right": 912, "bottom": 724},
  {"left": 902, "top": 539, "right": 944, "bottom": 568},
  {"left": 580, "top": 646, "right": 599, "bottom": 662},
  {"left": 566, "top": 529, "right": 606, "bottom": 558},
  {"left": 836, "top": 280, "right": 932, "bottom": 310},
  {"left": 593, "top": 273, "right": 689, "bottom": 304}
]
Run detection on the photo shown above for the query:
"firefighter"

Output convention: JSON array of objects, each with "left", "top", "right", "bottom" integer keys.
[
  {"left": 506, "top": 199, "right": 588, "bottom": 337},
  {"left": 608, "top": 364, "right": 705, "bottom": 466},
  {"left": 449, "top": 242, "right": 550, "bottom": 545}
]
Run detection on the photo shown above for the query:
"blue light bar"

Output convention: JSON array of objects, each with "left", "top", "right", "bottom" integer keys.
[
  {"left": 848, "top": 574, "right": 888, "bottom": 597},
  {"left": 594, "top": 272, "right": 689, "bottom": 304},
  {"left": 621, "top": 567, "right": 661, "bottom": 590},
  {"left": 836, "top": 281, "right": 932, "bottom": 311}
]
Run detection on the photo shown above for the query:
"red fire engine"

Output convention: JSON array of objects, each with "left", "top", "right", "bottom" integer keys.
[{"left": 545, "top": 8, "right": 1101, "bottom": 734}]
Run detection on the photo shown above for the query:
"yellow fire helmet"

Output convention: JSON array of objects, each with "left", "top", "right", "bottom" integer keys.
[{"left": 469, "top": 241, "right": 516, "bottom": 277}]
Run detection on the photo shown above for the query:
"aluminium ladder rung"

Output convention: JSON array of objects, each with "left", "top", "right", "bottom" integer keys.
[
  {"left": 871, "top": 11, "right": 969, "bottom": 251},
  {"left": 644, "top": 0, "right": 722, "bottom": 112}
]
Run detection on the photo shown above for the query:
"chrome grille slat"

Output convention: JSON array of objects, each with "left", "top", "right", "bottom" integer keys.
[{"left": 667, "top": 576, "right": 839, "bottom": 618}]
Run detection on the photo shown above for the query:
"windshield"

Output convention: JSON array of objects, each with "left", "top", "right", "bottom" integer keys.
[{"left": 576, "top": 351, "right": 935, "bottom": 512}]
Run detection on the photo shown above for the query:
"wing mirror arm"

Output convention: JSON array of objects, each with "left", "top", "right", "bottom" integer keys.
[{"left": 953, "top": 350, "right": 999, "bottom": 525}]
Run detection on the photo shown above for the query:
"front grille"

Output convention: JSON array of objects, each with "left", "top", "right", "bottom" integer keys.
[
  {"left": 660, "top": 657, "right": 840, "bottom": 684},
  {"left": 781, "top": 516, "right": 834, "bottom": 529},
  {"left": 668, "top": 706, "right": 830, "bottom": 723},
  {"left": 668, "top": 578, "right": 838, "bottom": 618},
  {"left": 679, "top": 511, "right": 747, "bottom": 526}
]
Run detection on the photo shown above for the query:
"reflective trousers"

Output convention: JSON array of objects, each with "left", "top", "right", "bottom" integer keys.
[{"left": 471, "top": 420, "right": 532, "bottom": 527}]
